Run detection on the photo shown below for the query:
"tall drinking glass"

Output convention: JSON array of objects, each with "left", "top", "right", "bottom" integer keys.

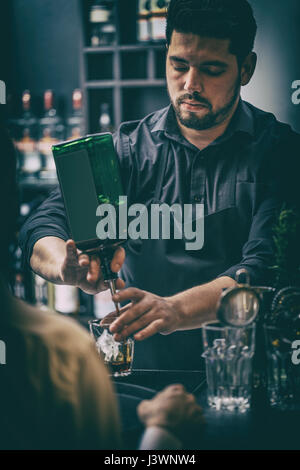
[
  {"left": 264, "top": 325, "right": 300, "bottom": 410},
  {"left": 201, "top": 322, "right": 256, "bottom": 411}
]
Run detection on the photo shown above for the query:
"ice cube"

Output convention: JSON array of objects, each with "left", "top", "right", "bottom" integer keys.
[
  {"left": 96, "top": 329, "right": 120, "bottom": 361},
  {"left": 213, "top": 339, "right": 226, "bottom": 349},
  {"left": 241, "top": 345, "right": 253, "bottom": 359},
  {"left": 227, "top": 344, "right": 237, "bottom": 359}
]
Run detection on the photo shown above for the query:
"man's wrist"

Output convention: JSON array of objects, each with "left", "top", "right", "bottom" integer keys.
[
  {"left": 168, "top": 276, "right": 237, "bottom": 330},
  {"left": 167, "top": 294, "right": 187, "bottom": 330},
  {"left": 209, "top": 275, "right": 237, "bottom": 289}
]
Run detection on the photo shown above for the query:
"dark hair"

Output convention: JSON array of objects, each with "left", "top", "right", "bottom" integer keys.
[
  {"left": 0, "top": 124, "right": 18, "bottom": 274},
  {"left": 166, "top": 0, "right": 257, "bottom": 65}
]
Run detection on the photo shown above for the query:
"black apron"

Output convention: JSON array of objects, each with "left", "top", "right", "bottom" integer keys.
[{"left": 120, "top": 142, "right": 243, "bottom": 370}]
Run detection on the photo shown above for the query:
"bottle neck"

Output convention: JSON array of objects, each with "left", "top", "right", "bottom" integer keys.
[
  {"left": 72, "top": 90, "right": 83, "bottom": 115},
  {"left": 22, "top": 91, "right": 32, "bottom": 115},
  {"left": 99, "top": 104, "right": 112, "bottom": 131},
  {"left": 44, "top": 91, "right": 56, "bottom": 116}
]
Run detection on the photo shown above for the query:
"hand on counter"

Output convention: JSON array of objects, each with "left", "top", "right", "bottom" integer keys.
[
  {"left": 108, "top": 288, "right": 183, "bottom": 341},
  {"left": 61, "top": 239, "right": 126, "bottom": 295},
  {"left": 137, "top": 384, "right": 204, "bottom": 442}
]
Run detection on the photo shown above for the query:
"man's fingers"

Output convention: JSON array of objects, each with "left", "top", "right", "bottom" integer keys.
[
  {"left": 78, "top": 253, "right": 90, "bottom": 267},
  {"left": 100, "top": 312, "right": 119, "bottom": 325},
  {"left": 137, "top": 400, "right": 151, "bottom": 416},
  {"left": 65, "top": 240, "right": 78, "bottom": 262},
  {"left": 113, "top": 310, "right": 153, "bottom": 341},
  {"left": 100, "top": 303, "right": 133, "bottom": 326},
  {"left": 163, "top": 384, "right": 186, "bottom": 394},
  {"left": 109, "top": 297, "right": 149, "bottom": 333},
  {"left": 110, "top": 246, "right": 126, "bottom": 273},
  {"left": 133, "top": 319, "right": 165, "bottom": 341},
  {"left": 115, "top": 278, "right": 126, "bottom": 290},
  {"left": 112, "top": 287, "right": 146, "bottom": 304},
  {"left": 185, "top": 393, "right": 196, "bottom": 404},
  {"left": 87, "top": 255, "right": 101, "bottom": 282},
  {"left": 92, "top": 275, "right": 125, "bottom": 294}
]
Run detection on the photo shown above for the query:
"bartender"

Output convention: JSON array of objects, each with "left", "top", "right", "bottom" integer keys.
[{"left": 20, "top": 0, "right": 300, "bottom": 370}]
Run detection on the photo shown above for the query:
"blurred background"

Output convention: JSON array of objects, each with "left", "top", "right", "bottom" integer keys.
[
  {"left": 0, "top": 0, "right": 299, "bottom": 319},
  {"left": 1, "top": 0, "right": 299, "bottom": 131}
]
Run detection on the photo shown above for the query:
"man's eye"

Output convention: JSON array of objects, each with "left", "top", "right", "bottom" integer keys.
[
  {"left": 203, "top": 69, "right": 224, "bottom": 76},
  {"left": 173, "top": 65, "right": 188, "bottom": 72}
]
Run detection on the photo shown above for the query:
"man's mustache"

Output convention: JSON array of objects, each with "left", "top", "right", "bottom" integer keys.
[{"left": 177, "top": 93, "right": 211, "bottom": 109}]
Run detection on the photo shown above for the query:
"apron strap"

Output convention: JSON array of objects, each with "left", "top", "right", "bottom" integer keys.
[
  {"left": 154, "top": 141, "right": 170, "bottom": 202},
  {"left": 226, "top": 142, "right": 239, "bottom": 208}
]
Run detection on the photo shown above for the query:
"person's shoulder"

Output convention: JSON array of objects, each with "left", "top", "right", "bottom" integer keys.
[
  {"left": 244, "top": 100, "right": 300, "bottom": 141},
  {"left": 11, "top": 297, "right": 94, "bottom": 357}
]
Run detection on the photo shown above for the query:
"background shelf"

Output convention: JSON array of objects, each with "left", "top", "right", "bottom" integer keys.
[
  {"left": 80, "top": 0, "right": 169, "bottom": 131},
  {"left": 84, "top": 44, "right": 166, "bottom": 53}
]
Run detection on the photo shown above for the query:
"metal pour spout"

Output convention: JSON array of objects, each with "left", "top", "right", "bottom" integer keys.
[{"left": 107, "top": 278, "right": 120, "bottom": 315}]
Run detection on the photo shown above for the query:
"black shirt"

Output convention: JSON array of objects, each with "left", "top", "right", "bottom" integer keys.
[{"left": 19, "top": 100, "right": 300, "bottom": 369}]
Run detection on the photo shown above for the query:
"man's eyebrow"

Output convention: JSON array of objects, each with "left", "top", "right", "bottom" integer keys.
[
  {"left": 201, "top": 60, "right": 228, "bottom": 68},
  {"left": 169, "top": 56, "right": 228, "bottom": 68},
  {"left": 169, "top": 55, "right": 189, "bottom": 64}
]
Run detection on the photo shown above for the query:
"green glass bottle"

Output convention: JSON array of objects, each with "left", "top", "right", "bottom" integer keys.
[{"left": 52, "top": 133, "right": 125, "bottom": 306}]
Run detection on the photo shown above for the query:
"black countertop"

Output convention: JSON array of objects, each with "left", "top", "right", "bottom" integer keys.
[{"left": 113, "top": 369, "right": 300, "bottom": 450}]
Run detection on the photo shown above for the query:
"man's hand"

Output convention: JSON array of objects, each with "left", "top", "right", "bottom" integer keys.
[
  {"left": 60, "top": 239, "right": 125, "bottom": 295},
  {"left": 137, "top": 385, "right": 204, "bottom": 442},
  {"left": 109, "top": 288, "right": 183, "bottom": 341},
  {"left": 109, "top": 277, "right": 237, "bottom": 341}
]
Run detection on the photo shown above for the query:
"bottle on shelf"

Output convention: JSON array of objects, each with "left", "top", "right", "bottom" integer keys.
[
  {"left": 34, "top": 274, "right": 49, "bottom": 309},
  {"left": 38, "top": 90, "right": 64, "bottom": 180},
  {"left": 94, "top": 289, "right": 118, "bottom": 319},
  {"left": 47, "top": 282, "right": 55, "bottom": 310},
  {"left": 149, "top": 0, "right": 169, "bottom": 42},
  {"left": 137, "top": 0, "right": 151, "bottom": 43},
  {"left": 99, "top": 103, "right": 114, "bottom": 133},
  {"left": 66, "top": 89, "right": 85, "bottom": 141},
  {"left": 89, "top": 0, "right": 116, "bottom": 47},
  {"left": 15, "top": 90, "right": 41, "bottom": 178},
  {"left": 54, "top": 284, "right": 80, "bottom": 315},
  {"left": 12, "top": 247, "right": 26, "bottom": 300}
]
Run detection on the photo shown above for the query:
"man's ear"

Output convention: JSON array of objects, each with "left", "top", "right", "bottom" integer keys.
[{"left": 240, "top": 52, "right": 257, "bottom": 86}]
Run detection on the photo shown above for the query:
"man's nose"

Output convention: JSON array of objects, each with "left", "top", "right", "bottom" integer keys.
[{"left": 184, "top": 68, "right": 204, "bottom": 94}]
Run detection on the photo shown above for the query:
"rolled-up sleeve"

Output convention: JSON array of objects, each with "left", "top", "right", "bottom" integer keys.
[
  {"left": 217, "top": 195, "right": 279, "bottom": 285},
  {"left": 19, "top": 185, "right": 70, "bottom": 268},
  {"left": 218, "top": 129, "right": 300, "bottom": 286}
]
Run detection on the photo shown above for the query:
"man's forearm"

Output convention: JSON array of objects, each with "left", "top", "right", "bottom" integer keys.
[
  {"left": 170, "top": 276, "right": 237, "bottom": 330},
  {"left": 30, "top": 236, "right": 66, "bottom": 284}
]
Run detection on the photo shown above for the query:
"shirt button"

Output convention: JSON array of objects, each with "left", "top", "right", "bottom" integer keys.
[{"left": 193, "top": 195, "right": 202, "bottom": 202}]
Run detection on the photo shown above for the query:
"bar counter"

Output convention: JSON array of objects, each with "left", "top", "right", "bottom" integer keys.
[{"left": 113, "top": 369, "right": 300, "bottom": 450}]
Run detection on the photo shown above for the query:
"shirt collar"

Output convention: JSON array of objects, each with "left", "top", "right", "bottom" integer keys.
[
  {"left": 151, "top": 99, "right": 255, "bottom": 142},
  {"left": 223, "top": 99, "right": 255, "bottom": 138}
]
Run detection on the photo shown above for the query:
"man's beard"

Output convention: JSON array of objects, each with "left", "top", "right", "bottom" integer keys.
[{"left": 170, "top": 78, "right": 241, "bottom": 131}]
